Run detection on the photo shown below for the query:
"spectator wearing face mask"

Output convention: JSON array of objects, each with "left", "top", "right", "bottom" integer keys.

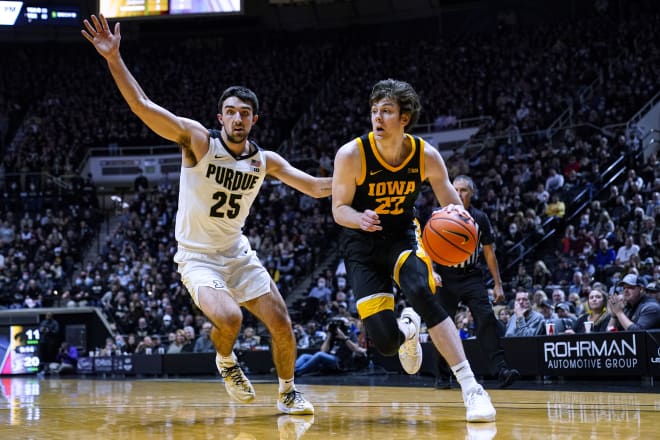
[
  {"left": 308, "top": 277, "right": 333, "bottom": 305},
  {"left": 160, "top": 314, "right": 177, "bottom": 335}
]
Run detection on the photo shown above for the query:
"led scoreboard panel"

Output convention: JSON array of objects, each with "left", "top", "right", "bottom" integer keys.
[
  {"left": 0, "top": 1, "right": 80, "bottom": 25},
  {"left": 0, "top": 0, "right": 240, "bottom": 25},
  {"left": 100, "top": 0, "right": 167, "bottom": 17},
  {"left": 99, "top": 0, "right": 241, "bottom": 18},
  {"left": 0, "top": 325, "right": 40, "bottom": 375}
]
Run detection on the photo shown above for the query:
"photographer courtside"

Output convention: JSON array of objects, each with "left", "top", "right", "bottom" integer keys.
[{"left": 294, "top": 317, "right": 368, "bottom": 376}]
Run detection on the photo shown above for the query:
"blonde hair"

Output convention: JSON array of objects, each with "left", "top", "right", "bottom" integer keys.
[
  {"left": 493, "top": 305, "right": 510, "bottom": 319},
  {"left": 586, "top": 289, "right": 609, "bottom": 327}
]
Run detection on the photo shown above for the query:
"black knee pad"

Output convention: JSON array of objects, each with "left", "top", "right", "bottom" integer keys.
[
  {"left": 408, "top": 287, "right": 449, "bottom": 329},
  {"left": 364, "top": 311, "right": 403, "bottom": 356}
]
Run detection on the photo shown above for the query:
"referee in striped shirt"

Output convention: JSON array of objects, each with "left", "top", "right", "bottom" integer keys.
[{"left": 433, "top": 175, "right": 520, "bottom": 388}]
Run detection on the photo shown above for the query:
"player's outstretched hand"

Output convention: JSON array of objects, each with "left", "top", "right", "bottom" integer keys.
[{"left": 81, "top": 14, "right": 121, "bottom": 59}]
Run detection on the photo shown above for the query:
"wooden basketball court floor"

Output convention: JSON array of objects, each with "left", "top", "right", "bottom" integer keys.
[{"left": 0, "top": 374, "right": 657, "bottom": 439}]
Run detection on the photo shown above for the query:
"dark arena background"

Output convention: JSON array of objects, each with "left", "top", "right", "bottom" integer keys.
[{"left": 0, "top": 0, "right": 658, "bottom": 438}]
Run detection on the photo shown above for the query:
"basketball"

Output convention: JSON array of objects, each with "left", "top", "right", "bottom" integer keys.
[{"left": 422, "top": 208, "right": 478, "bottom": 266}]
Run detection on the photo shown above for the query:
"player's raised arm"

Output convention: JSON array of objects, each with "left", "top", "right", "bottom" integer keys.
[
  {"left": 265, "top": 151, "right": 332, "bottom": 198},
  {"left": 81, "top": 14, "right": 208, "bottom": 164}
]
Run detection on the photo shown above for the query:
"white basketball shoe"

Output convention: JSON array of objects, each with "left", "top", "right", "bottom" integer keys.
[
  {"left": 216, "top": 353, "right": 256, "bottom": 403},
  {"left": 398, "top": 307, "right": 423, "bottom": 374},
  {"left": 464, "top": 385, "right": 496, "bottom": 422}
]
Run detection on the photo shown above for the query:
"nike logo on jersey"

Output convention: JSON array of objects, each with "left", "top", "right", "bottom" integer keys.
[
  {"left": 443, "top": 229, "right": 470, "bottom": 244},
  {"left": 214, "top": 155, "right": 229, "bottom": 160},
  {"left": 370, "top": 170, "right": 383, "bottom": 176}
]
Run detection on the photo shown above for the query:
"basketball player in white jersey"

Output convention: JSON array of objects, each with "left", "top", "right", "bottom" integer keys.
[{"left": 83, "top": 14, "right": 329, "bottom": 415}]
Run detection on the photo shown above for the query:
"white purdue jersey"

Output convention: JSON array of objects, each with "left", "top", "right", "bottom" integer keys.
[{"left": 175, "top": 130, "right": 266, "bottom": 253}]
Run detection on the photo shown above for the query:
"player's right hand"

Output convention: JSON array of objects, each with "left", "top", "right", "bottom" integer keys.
[{"left": 360, "top": 209, "right": 382, "bottom": 232}]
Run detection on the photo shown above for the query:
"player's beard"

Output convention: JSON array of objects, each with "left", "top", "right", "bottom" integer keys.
[{"left": 224, "top": 125, "right": 248, "bottom": 144}]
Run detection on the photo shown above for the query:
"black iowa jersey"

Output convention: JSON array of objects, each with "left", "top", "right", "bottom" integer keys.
[{"left": 351, "top": 132, "right": 424, "bottom": 233}]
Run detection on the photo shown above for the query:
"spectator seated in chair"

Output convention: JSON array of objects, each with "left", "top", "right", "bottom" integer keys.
[
  {"left": 49, "top": 341, "right": 78, "bottom": 374},
  {"left": 234, "top": 326, "right": 261, "bottom": 351}
]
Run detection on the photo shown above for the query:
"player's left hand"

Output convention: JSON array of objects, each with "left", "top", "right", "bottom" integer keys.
[
  {"left": 432, "top": 271, "right": 443, "bottom": 288},
  {"left": 441, "top": 204, "right": 473, "bottom": 221}
]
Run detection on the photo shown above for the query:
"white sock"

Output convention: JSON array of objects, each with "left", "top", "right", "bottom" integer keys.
[
  {"left": 397, "top": 317, "right": 415, "bottom": 340},
  {"left": 279, "top": 377, "right": 295, "bottom": 394},
  {"left": 451, "top": 360, "right": 479, "bottom": 393},
  {"left": 217, "top": 352, "right": 237, "bottom": 368}
]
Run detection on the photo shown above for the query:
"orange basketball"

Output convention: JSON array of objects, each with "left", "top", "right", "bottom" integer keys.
[{"left": 422, "top": 208, "right": 478, "bottom": 266}]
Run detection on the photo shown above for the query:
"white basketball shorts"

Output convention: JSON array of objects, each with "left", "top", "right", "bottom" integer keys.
[{"left": 174, "top": 235, "right": 271, "bottom": 307}]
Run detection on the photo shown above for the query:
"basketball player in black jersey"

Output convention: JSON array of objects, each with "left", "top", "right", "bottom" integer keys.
[
  {"left": 434, "top": 175, "right": 520, "bottom": 389},
  {"left": 332, "top": 79, "right": 496, "bottom": 422}
]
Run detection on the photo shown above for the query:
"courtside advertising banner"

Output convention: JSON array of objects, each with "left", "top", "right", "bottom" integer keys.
[
  {"left": 540, "top": 332, "right": 647, "bottom": 376},
  {"left": 646, "top": 331, "right": 660, "bottom": 376}
]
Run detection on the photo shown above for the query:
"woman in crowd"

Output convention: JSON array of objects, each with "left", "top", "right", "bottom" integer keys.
[
  {"left": 167, "top": 329, "right": 188, "bottom": 354},
  {"left": 532, "top": 260, "right": 552, "bottom": 288},
  {"left": 494, "top": 306, "right": 511, "bottom": 329},
  {"left": 565, "top": 289, "right": 610, "bottom": 334}
]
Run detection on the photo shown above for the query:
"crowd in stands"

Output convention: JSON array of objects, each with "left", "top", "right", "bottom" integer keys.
[
  {"left": 1, "top": 7, "right": 659, "bottom": 363},
  {"left": 0, "top": 176, "right": 101, "bottom": 308}
]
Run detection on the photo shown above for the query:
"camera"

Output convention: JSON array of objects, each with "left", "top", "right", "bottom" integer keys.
[{"left": 327, "top": 317, "right": 349, "bottom": 336}]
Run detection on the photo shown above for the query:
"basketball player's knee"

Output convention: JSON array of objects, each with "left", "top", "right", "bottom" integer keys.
[
  {"left": 220, "top": 309, "right": 243, "bottom": 329},
  {"left": 372, "top": 334, "right": 400, "bottom": 357},
  {"left": 364, "top": 319, "right": 400, "bottom": 356},
  {"left": 270, "top": 314, "right": 293, "bottom": 336},
  {"left": 402, "top": 275, "right": 429, "bottom": 305},
  {"left": 405, "top": 285, "right": 449, "bottom": 328},
  {"left": 419, "top": 305, "right": 448, "bottom": 329},
  {"left": 404, "top": 279, "right": 443, "bottom": 320}
]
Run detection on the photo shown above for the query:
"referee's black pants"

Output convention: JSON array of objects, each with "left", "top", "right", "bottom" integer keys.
[{"left": 435, "top": 268, "right": 506, "bottom": 376}]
